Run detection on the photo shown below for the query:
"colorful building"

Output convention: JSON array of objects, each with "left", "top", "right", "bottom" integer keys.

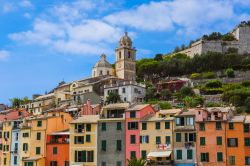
[
  {"left": 125, "top": 104, "right": 156, "bottom": 165},
  {"left": 46, "top": 130, "right": 70, "bottom": 166},
  {"left": 70, "top": 115, "right": 98, "bottom": 166},
  {"left": 174, "top": 109, "right": 197, "bottom": 166},
  {"left": 244, "top": 115, "right": 250, "bottom": 166},
  {"left": 97, "top": 103, "right": 128, "bottom": 166}
]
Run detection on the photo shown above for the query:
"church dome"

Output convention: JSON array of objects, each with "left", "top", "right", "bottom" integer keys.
[
  {"left": 94, "top": 53, "right": 112, "bottom": 68},
  {"left": 119, "top": 32, "right": 132, "bottom": 48}
]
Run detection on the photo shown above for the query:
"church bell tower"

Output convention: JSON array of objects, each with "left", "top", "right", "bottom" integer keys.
[{"left": 115, "top": 32, "right": 136, "bottom": 81}]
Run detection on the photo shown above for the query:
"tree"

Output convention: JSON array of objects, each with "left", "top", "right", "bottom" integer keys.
[
  {"left": 159, "top": 102, "right": 172, "bottom": 109},
  {"left": 127, "top": 158, "right": 146, "bottom": 166},
  {"left": 229, "top": 95, "right": 241, "bottom": 106},
  {"left": 180, "top": 86, "right": 194, "bottom": 97},
  {"left": 106, "top": 92, "right": 121, "bottom": 104},
  {"left": 154, "top": 54, "right": 163, "bottom": 61},
  {"left": 244, "top": 97, "right": 250, "bottom": 111},
  {"left": 160, "top": 89, "right": 172, "bottom": 100},
  {"left": 205, "top": 80, "right": 222, "bottom": 88},
  {"left": 145, "top": 86, "right": 157, "bottom": 101},
  {"left": 10, "top": 98, "right": 22, "bottom": 108},
  {"left": 226, "top": 68, "right": 235, "bottom": 78}
]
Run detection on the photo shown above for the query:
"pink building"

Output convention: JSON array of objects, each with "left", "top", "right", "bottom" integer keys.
[
  {"left": 79, "top": 99, "right": 101, "bottom": 115},
  {"left": 125, "top": 104, "right": 156, "bottom": 165}
]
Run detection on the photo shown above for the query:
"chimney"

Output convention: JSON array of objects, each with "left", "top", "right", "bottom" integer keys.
[{"left": 86, "top": 99, "right": 91, "bottom": 115}]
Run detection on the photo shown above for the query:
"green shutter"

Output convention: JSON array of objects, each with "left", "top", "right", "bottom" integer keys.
[
  {"left": 86, "top": 124, "right": 91, "bottom": 131},
  {"left": 155, "top": 122, "right": 160, "bottom": 130},
  {"left": 229, "top": 122, "right": 234, "bottom": 130},
  {"left": 117, "top": 140, "right": 122, "bottom": 151},
  {"left": 86, "top": 135, "right": 91, "bottom": 142},
  {"left": 200, "top": 137, "right": 205, "bottom": 146},
  {"left": 199, "top": 123, "right": 205, "bottom": 131},
  {"left": 36, "top": 147, "right": 40, "bottom": 155},
  {"left": 117, "top": 122, "right": 121, "bottom": 130},
  {"left": 82, "top": 150, "right": 86, "bottom": 162},
  {"left": 217, "top": 137, "right": 222, "bottom": 145},
  {"left": 165, "top": 136, "right": 171, "bottom": 144},
  {"left": 217, "top": 152, "right": 223, "bottom": 162},
  {"left": 187, "top": 149, "right": 193, "bottom": 160},
  {"left": 165, "top": 122, "right": 170, "bottom": 129},
  {"left": 156, "top": 136, "right": 161, "bottom": 144},
  {"left": 244, "top": 124, "right": 249, "bottom": 133},
  {"left": 130, "top": 135, "right": 136, "bottom": 144},
  {"left": 176, "top": 133, "right": 181, "bottom": 142},
  {"left": 102, "top": 140, "right": 106, "bottom": 151},
  {"left": 216, "top": 122, "right": 222, "bottom": 130},
  {"left": 141, "top": 150, "right": 147, "bottom": 159},
  {"left": 177, "top": 150, "right": 182, "bottom": 160},
  {"left": 102, "top": 123, "right": 106, "bottom": 131},
  {"left": 245, "top": 138, "right": 250, "bottom": 146},
  {"left": 53, "top": 147, "right": 57, "bottom": 154},
  {"left": 142, "top": 122, "right": 147, "bottom": 130}
]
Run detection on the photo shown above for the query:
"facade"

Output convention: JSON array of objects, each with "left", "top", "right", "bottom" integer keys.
[
  {"left": 46, "top": 130, "right": 70, "bottom": 166},
  {"left": 104, "top": 81, "right": 146, "bottom": 104},
  {"left": 10, "top": 121, "right": 21, "bottom": 166},
  {"left": 92, "top": 54, "right": 114, "bottom": 78},
  {"left": 174, "top": 109, "right": 197, "bottom": 166},
  {"left": 125, "top": 104, "right": 156, "bottom": 165},
  {"left": 97, "top": 103, "right": 128, "bottom": 166},
  {"left": 245, "top": 116, "right": 250, "bottom": 166},
  {"left": 115, "top": 32, "right": 136, "bottom": 81},
  {"left": 179, "top": 22, "right": 250, "bottom": 57},
  {"left": 70, "top": 115, "right": 98, "bottom": 166}
]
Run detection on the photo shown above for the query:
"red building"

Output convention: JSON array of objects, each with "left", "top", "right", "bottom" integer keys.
[{"left": 46, "top": 130, "right": 70, "bottom": 166}]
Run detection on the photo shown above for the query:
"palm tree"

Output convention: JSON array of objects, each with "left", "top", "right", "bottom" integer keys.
[{"left": 127, "top": 158, "right": 147, "bottom": 166}]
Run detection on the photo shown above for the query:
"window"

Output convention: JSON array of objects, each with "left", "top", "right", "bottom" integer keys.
[
  {"left": 217, "top": 152, "right": 223, "bottom": 162},
  {"left": 141, "top": 150, "right": 147, "bottom": 159},
  {"left": 199, "top": 123, "right": 205, "bottom": 131},
  {"left": 116, "top": 140, "right": 122, "bottom": 151},
  {"left": 14, "top": 156, "right": 17, "bottom": 165},
  {"left": 155, "top": 122, "right": 161, "bottom": 130},
  {"left": 200, "top": 137, "right": 206, "bottom": 146},
  {"left": 101, "top": 162, "right": 106, "bottom": 166},
  {"left": 130, "top": 111, "right": 136, "bottom": 118},
  {"left": 142, "top": 122, "right": 147, "bottom": 130},
  {"left": 86, "top": 135, "right": 91, "bottom": 143},
  {"left": 229, "top": 156, "right": 235, "bottom": 165},
  {"left": 75, "top": 124, "right": 84, "bottom": 133},
  {"left": 23, "top": 132, "right": 29, "bottom": 137},
  {"left": 176, "top": 133, "right": 181, "bottom": 142},
  {"left": 187, "top": 149, "right": 193, "bottom": 160},
  {"left": 37, "top": 132, "right": 41, "bottom": 140},
  {"left": 100, "top": 70, "right": 103, "bottom": 75},
  {"left": 37, "top": 121, "right": 42, "bottom": 127},
  {"left": 140, "top": 135, "right": 149, "bottom": 144},
  {"left": 116, "top": 122, "right": 122, "bottom": 130},
  {"left": 101, "top": 140, "right": 106, "bottom": 151},
  {"left": 23, "top": 143, "right": 28, "bottom": 151},
  {"left": 186, "top": 117, "right": 194, "bottom": 125},
  {"left": 201, "top": 153, "right": 209, "bottom": 162},
  {"left": 227, "top": 138, "right": 238, "bottom": 147},
  {"left": 165, "top": 136, "right": 171, "bottom": 144},
  {"left": 52, "top": 147, "right": 57, "bottom": 155},
  {"left": 50, "top": 161, "right": 57, "bottom": 166},
  {"left": 122, "top": 88, "right": 126, "bottom": 93},
  {"left": 64, "top": 161, "right": 69, "bottom": 166},
  {"left": 165, "top": 122, "right": 170, "bottom": 129},
  {"left": 116, "top": 161, "right": 122, "bottom": 166},
  {"left": 216, "top": 122, "right": 222, "bottom": 130},
  {"left": 4, "top": 158, "right": 6, "bottom": 165},
  {"left": 24, "top": 162, "right": 34, "bottom": 166},
  {"left": 244, "top": 124, "right": 249, "bottom": 132},
  {"left": 185, "top": 133, "right": 196, "bottom": 142},
  {"left": 176, "top": 150, "right": 182, "bottom": 160},
  {"left": 156, "top": 136, "right": 161, "bottom": 144},
  {"left": 245, "top": 138, "right": 250, "bottom": 146},
  {"left": 74, "top": 150, "right": 94, "bottom": 162},
  {"left": 36, "top": 147, "right": 41, "bottom": 155},
  {"left": 130, "top": 135, "right": 136, "bottom": 144},
  {"left": 74, "top": 136, "right": 84, "bottom": 144},
  {"left": 176, "top": 117, "right": 184, "bottom": 126},
  {"left": 217, "top": 136, "right": 222, "bottom": 145},
  {"left": 128, "top": 122, "right": 138, "bottom": 130},
  {"left": 246, "top": 157, "right": 250, "bottom": 165},
  {"left": 101, "top": 123, "right": 106, "bottom": 131},
  {"left": 229, "top": 122, "right": 234, "bottom": 130},
  {"left": 86, "top": 124, "right": 91, "bottom": 132},
  {"left": 130, "top": 151, "right": 136, "bottom": 159}
]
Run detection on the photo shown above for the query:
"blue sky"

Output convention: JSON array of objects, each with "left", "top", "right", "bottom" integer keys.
[{"left": 0, "top": 0, "right": 250, "bottom": 104}]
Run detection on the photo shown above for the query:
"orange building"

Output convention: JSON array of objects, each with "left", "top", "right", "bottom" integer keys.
[
  {"left": 46, "top": 130, "right": 70, "bottom": 166},
  {"left": 245, "top": 116, "right": 250, "bottom": 165}
]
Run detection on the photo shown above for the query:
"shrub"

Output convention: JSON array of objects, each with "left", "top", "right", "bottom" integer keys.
[
  {"left": 180, "top": 86, "right": 194, "bottom": 97},
  {"left": 159, "top": 102, "right": 172, "bottom": 109},
  {"left": 160, "top": 89, "right": 172, "bottom": 100},
  {"left": 190, "top": 73, "right": 201, "bottom": 79},
  {"left": 226, "top": 68, "right": 235, "bottom": 78},
  {"left": 205, "top": 102, "right": 222, "bottom": 107},
  {"left": 229, "top": 95, "right": 241, "bottom": 106},
  {"left": 205, "top": 80, "right": 222, "bottom": 88},
  {"left": 242, "top": 80, "right": 250, "bottom": 87},
  {"left": 202, "top": 88, "right": 224, "bottom": 95},
  {"left": 202, "top": 72, "right": 216, "bottom": 79}
]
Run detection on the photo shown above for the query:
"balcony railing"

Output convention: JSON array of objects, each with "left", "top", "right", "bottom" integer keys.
[{"left": 48, "top": 138, "right": 69, "bottom": 144}]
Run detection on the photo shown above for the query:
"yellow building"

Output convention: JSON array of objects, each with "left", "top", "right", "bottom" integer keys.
[
  {"left": 19, "top": 111, "right": 72, "bottom": 166},
  {"left": 140, "top": 114, "right": 175, "bottom": 165},
  {"left": 1, "top": 120, "right": 12, "bottom": 166},
  {"left": 70, "top": 115, "right": 98, "bottom": 166}
]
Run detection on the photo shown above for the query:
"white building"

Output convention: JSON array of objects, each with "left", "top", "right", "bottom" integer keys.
[
  {"left": 104, "top": 81, "right": 146, "bottom": 104},
  {"left": 10, "top": 120, "right": 21, "bottom": 166},
  {"left": 92, "top": 53, "right": 114, "bottom": 77}
]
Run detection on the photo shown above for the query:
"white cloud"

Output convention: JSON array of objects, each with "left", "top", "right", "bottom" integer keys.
[
  {"left": 20, "top": 0, "right": 33, "bottom": 8},
  {"left": 0, "top": 50, "right": 10, "bottom": 61}
]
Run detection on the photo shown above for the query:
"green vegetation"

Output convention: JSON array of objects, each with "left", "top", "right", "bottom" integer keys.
[
  {"left": 190, "top": 73, "right": 201, "bottom": 79},
  {"left": 226, "top": 68, "right": 235, "bottom": 78},
  {"left": 159, "top": 102, "right": 172, "bottom": 109},
  {"left": 136, "top": 52, "right": 250, "bottom": 82},
  {"left": 127, "top": 158, "right": 146, "bottom": 166},
  {"left": 10, "top": 97, "right": 30, "bottom": 108},
  {"left": 106, "top": 92, "right": 121, "bottom": 104},
  {"left": 202, "top": 32, "right": 236, "bottom": 41}
]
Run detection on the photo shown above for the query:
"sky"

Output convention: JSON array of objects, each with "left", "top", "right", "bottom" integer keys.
[{"left": 0, "top": 0, "right": 250, "bottom": 104}]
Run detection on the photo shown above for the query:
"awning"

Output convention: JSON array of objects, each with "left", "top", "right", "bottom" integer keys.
[{"left": 147, "top": 151, "right": 172, "bottom": 158}]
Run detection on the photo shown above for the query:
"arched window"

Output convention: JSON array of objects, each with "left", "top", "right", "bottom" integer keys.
[{"left": 100, "top": 70, "right": 103, "bottom": 75}]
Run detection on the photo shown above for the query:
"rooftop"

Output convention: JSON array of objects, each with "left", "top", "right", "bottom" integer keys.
[
  {"left": 71, "top": 115, "right": 99, "bottom": 123},
  {"left": 127, "top": 104, "right": 150, "bottom": 111},
  {"left": 103, "top": 103, "right": 130, "bottom": 110}
]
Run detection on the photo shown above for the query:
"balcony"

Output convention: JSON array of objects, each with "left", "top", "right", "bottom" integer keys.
[{"left": 48, "top": 138, "right": 69, "bottom": 144}]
